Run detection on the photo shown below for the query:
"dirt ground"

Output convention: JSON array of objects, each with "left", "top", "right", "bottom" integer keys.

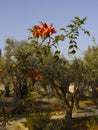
[{"left": 0, "top": 97, "right": 98, "bottom": 130}]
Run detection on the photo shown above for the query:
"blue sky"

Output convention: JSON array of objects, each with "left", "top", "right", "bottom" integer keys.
[{"left": 0, "top": 0, "right": 98, "bottom": 57}]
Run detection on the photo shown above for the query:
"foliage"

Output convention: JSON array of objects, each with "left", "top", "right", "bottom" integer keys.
[
  {"left": 86, "top": 116, "right": 98, "bottom": 130},
  {"left": 26, "top": 112, "right": 67, "bottom": 130},
  {"left": 26, "top": 112, "right": 50, "bottom": 130},
  {"left": 83, "top": 45, "right": 98, "bottom": 86}
]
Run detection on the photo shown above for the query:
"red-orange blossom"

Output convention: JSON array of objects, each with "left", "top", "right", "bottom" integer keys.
[{"left": 31, "top": 22, "right": 56, "bottom": 38}]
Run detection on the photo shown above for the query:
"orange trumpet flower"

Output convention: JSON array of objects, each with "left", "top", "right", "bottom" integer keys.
[{"left": 31, "top": 22, "right": 56, "bottom": 38}]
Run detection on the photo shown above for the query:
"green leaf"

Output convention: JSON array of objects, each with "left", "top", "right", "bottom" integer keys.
[
  {"left": 54, "top": 35, "right": 65, "bottom": 43},
  {"left": 54, "top": 36, "right": 60, "bottom": 43},
  {"left": 69, "top": 45, "right": 74, "bottom": 49},
  {"left": 36, "top": 57, "right": 43, "bottom": 64},
  {"left": 28, "top": 28, "right": 33, "bottom": 31},
  {"left": 85, "top": 31, "right": 90, "bottom": 36},
  {"left": 70, "top": 49, "right": 76, "bottom": 54},
  {"left": 75, "top": 16, "right": 80, "bottom": 20},
  {"left": 53, "top": 55, "right": 59, "bottom": 61},
  {"left": 33, "top": 40, "right": 38, "bottom": 43},
  {"left": 60, "top": 35, "right": 65, "bottom": 41},
  {"left": 67, "top": 24, "right": 75, "bottom": 28},
  {"left": 54, "top": 50, "right": 60, "bottom": 55},
  {"left": 69, "top": 44, "right": 77, "bottom": 49},
  {"left": 82, "top": 17, "right": 87, "bottom": 22},
  {"left": 74, "top": 44, "right": 78, "bottom": 48},
  {"left": 73, "top": 41, "right": 77, "bottom": 45},
  {"left": 60, "top": 28, "right": 66, "bottom": 31},
  {"left": 44, "top": 46, "right": 50, "bottom": 55},
  {"left": 28, "top": 37, "right": 33, "bottom": 40}
]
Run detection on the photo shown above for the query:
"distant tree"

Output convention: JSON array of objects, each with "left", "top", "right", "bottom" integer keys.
[
  {"left": 0, "top": 38, "right": 16, "bottom": 97},
  {"left": 83, "top": 45, "right": 98, "bottom": 105},
  {"left": 84, "top": 45, "right": 98, "bottom": 86},
  {"left": 0, "top": 39, "right": 37, "bottom": 99},
  {"left": 69, "top": 58, "right": 85, "bottom": 109}
]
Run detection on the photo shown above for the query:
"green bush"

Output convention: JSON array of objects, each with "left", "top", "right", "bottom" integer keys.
[
  {"left": 26, "top": 112, "right": 50, "bottom": 130},
  {"left": 44, "top": 120, "right": 65, "bottom": 130},
  {"left": 86, "top": 116, "right": 98, "bottom": 130},
  {"left": 26, "top": 112, "right": 66, "bottom": 130}
]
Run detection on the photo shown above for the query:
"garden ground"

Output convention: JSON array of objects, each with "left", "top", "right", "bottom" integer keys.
[{"left": 0, "top": 97, "right": 98, "bottom": 130}]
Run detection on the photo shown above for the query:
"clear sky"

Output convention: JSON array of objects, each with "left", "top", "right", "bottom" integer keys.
[{"left": 0, "top": 0, "right": 98, "bottom": 58}]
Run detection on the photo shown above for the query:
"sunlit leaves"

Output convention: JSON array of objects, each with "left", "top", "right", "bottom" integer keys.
[
  {"left": 54, "top": 35, "right": 65, "bottom": 43},
  {"left": 44, "top": 46, "right": 51, "bottom": 55},
  {"left": 64, "top": 17, "right": 90, "bottom": 54},
  {"left": 72, "top": 16, "right": 87, "bottom": 26}
]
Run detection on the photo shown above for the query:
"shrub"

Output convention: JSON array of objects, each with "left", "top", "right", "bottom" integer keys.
[{"left": 86, "top": 116, "right": 98, "bottom": 130}]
